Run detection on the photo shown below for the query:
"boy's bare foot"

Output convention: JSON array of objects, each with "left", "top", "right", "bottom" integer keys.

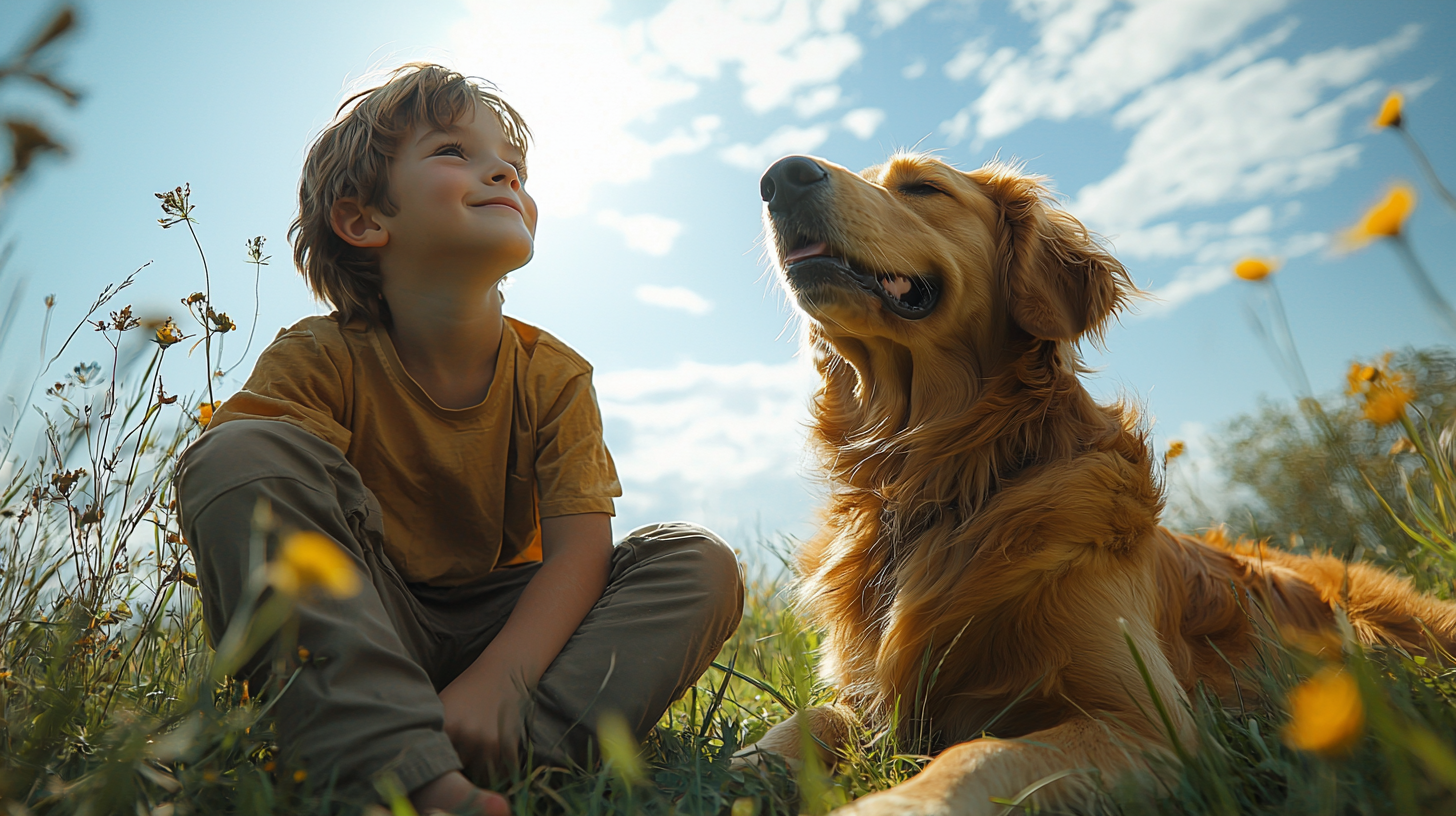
[{"left": 410, "top": 770, "right": 509, "bottom": 816}]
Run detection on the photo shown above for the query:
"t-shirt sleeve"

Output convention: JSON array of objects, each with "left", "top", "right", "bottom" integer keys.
[
  {"left": 209, "top": 325, "right": 353, "bottom": 452},
  {"left": 534, "top": 369, "right": 621, "bottom": 518}
]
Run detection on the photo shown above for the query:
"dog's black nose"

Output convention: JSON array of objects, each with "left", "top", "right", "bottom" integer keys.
[{"left": 761, "top": 156, "right": 828, "bottom": 212}]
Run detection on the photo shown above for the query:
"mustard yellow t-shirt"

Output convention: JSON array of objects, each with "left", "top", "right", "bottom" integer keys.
[{"left": 210, "top": 314, "right": 621, "bottom": 586}]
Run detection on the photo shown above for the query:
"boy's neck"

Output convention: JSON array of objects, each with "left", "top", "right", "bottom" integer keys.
[{"left": 383, "top": 280, "right": 505, "bottom": 410}]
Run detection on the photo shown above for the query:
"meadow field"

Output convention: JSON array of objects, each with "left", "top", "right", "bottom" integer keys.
[{"left": 7, "top": 8, "right": 1456, "bottom": 816}]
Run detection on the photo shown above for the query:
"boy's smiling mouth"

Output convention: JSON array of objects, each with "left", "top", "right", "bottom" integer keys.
[{"left": 470, "top": 196, "right": 522, "bottom": 214}]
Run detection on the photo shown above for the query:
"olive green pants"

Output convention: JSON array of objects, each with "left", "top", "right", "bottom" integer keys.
[{"left": 177, "top": 420, "right": 743, "bottom": 802}]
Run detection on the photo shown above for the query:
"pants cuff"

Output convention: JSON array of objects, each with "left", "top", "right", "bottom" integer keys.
[{"left": 380, "top": 731, "right": 463, "bottom": 797}]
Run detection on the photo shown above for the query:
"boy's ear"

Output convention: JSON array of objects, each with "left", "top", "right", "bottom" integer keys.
[{"left": 330, "top": 198, "right": 389, "bottom": 249}]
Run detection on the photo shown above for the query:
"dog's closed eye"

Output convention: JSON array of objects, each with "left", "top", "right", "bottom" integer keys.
[{"left": 898, "top": 181, "right": 947, "bottom": 197}]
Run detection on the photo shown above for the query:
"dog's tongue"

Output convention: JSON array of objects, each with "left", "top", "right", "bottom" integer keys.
[{"left": 786, "top": 241, "right": 830, "bottom": 263}]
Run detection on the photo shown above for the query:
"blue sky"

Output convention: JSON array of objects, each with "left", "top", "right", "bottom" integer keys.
[{"left": 3, "top": 0, "right": 1454, "bottom": 548}]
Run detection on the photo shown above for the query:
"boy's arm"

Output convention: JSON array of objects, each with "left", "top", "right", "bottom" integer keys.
[{"left": 438, "top": 512, "right": 612, "bottom": 778}]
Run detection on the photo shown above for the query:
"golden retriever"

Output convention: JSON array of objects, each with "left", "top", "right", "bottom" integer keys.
[{"left": 743, "top": 152, "right": 1456, "bottom": 814}]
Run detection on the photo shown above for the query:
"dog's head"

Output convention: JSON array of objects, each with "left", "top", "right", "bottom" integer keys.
[{"left": 762, "top": 153, "right": 1132, "bottom": 361}]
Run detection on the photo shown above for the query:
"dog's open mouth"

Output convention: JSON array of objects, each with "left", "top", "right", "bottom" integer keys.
[{"left": 782, "top": 239, "right": 939, "bottom": 319}]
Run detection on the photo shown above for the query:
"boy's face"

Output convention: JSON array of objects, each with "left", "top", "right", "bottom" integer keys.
[{"left": 372, "top": 101, "right": 537, "bottom": 283}]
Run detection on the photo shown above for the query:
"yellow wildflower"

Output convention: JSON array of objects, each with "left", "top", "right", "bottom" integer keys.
[
  {"left": 1363, "top": 380, "right": 1414, "bottom": 426},
  {"left": 1232, "top": 257, "right": 1276, "bottom": 282},
  {"left": 154, "top": 318, "right": 184, "bottom": 348},
  {"left": 1164, "top": 440, "right": 1186, "bottom": 464},
  {"left": 268, "top": 532, "right": 360, "bottom": 599},
  {"left": 1345, "top": 362, "right": 1377, "bottom": 395},
  {"left": 1373, "top": 90, "right": 1403, "bottom": 129},
  {"left": 1342, "top": 183, "right": 1417, "bottom": 249},
  {"left": 1346, "top": 354, "right": 1414, "bottom": 426},
  {"left": 1282, "top": 666, "right": 1364, "bottom": 755},
  {"left": 198, "top": 401, "right": 221, "bottom": 427},
  {"left": 596, "top": 710, "right": 645, "bottom": 784},
  {"left": 293, "top": 769, "right": 307, "bottom": 783}
]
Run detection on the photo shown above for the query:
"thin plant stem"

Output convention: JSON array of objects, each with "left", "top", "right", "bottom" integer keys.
[
  {"left": 1390, "top": 234, "right": 1456, "bottom": 339},
  {"left": 223, "top": 254, "right": 263, "bottom": 377},
  {"left": 182, "top": 218, "right": 215, "bottom": 408},
  {"left": 1399, "top": 126, "right": 1456, "bottom": 212},
  {"left": 1263, "top": 280, "right": 1312, "bottom": 399}
]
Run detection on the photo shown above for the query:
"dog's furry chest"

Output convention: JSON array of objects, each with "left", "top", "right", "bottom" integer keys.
[{"left": 802, "top": 452, "right": 1165, "bottom": 729}]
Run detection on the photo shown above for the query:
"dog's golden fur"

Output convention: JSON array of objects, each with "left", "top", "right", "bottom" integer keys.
[{"left": 748, "top": 152, "right": 1456, "bottom": 814}]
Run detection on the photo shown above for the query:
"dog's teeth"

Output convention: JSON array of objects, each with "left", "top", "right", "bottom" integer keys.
[{"left": 881, "top": 274, "right": 912, "bottom": 300}]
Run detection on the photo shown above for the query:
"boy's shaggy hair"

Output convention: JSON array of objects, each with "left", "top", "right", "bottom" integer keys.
[{"left": 290, "top": 62, "right": 531, "bottom": 325}]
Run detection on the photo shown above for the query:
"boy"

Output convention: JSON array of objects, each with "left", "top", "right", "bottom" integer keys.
[{"left": 177, "top": 63, "right": 743, "bottom": 814}]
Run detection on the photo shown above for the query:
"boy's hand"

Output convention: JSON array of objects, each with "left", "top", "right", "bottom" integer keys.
[
  {"left": 437, "top": 513, "right": 612, "bottom": 781},
  {"left": 439, "top": 666, "right": 525, "bottom": 781}
]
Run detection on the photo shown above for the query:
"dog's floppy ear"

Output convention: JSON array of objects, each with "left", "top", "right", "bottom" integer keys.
[{"left": 978, "top": 165, "right": 1132, "bottom": 342}]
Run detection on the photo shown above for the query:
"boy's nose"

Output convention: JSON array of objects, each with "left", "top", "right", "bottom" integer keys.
[{"left": 760, "top": 156, "right": 828, "bottom": 214}]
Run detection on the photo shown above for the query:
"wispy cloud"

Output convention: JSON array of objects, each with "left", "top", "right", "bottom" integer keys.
[
  {"left": 1124, "top": 205, "right": 1328, "bottom": 314},
  {"left": 795, "top": 85, "right": 843, "bottom": 117},
  {"left": 841, "top": 107, "right": 886, "bottom": 139},
  {"left": 1074, "top": 24, "right": 1420, "bottom": 233},
  {"left": 635, "top": 284, "right": 714, "bottom": 315},
  {"left": 454, "top": 0, "right": 917, "bottom": 216},
  {"left": 945, "top": 0, "right": 1289, "bottom": 144},
  {"left": 595, "top": 357, "right": 819, "bottom": 542},
  {"left": 931, "top": 0, "right": 1420, "bottom": 314},
  {"left": 596, "top": 210, "right": 684, "bottom": 256},
  {"left": 722, "top": 124, "right": 832, "bottom": 171},
  {"left": 597, "top": 358, "right": 813, "bottom": 484}
]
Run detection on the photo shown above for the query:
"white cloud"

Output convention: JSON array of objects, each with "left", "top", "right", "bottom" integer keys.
[
  {"left": 795, "top": 85, "right": 843, "bottom": 117},
  {"left": 1140, "top": 265, "right": 1232, "bottom": 315},
  {"left": 950, "top": 0, "right": 1290, "bottom": 144},
  {"left": 1136, "top": 229, "right": 1327, "bottom": 315},
  {"left": 635, "top": 284, "right": 714, "bottom": 315},
  {"left": 596, "top": 359, "right": 815, "bottom": 485},
  {"left": 944, "top": 37, "right": 989, "bottom": 81},
  {"left": 452, "top": 1, "right": 699, "bottom": 216},
  {"left": 1073, "top": 24, "right": 1420, "bottom": 233},
  {"left": 596, "top": 210, "right": 684, "bottom": 256},
  {"left": 595, "top": 357, "right": 823, "bottom": 544},
  {"left": 873, "top": 0, "right": 935, "bottom": 28},
  {"left": 902, "top": 58, "right": 927, "bottom": 79},
  {"left": 721, "top": 124, "right": 833, "bottom": 171},
  {"left": 646, "top": 0, "right": 864, "bottom": 114},
  {"left": 453, "top": 0, "right": 873, "bottom": 216},
  {"left": 841, "top": 107, "right": 886, "bottom": 139}
]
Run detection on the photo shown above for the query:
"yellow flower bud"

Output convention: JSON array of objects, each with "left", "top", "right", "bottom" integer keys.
[
  {"left": 1373, "top": 90, "right": 1403, "bottom": 129},
  {"left": 198, "top": 400, "right": 221, "bottom": 427},
  {"left": 1341, "top": 183, "right": 1417, "bottom": 249},
  {"left": 154, "top": 319, "right": 184, "bottom": 348},
  {"left": 1233, "top": 257, "right": 1276, "bottom": 282}
]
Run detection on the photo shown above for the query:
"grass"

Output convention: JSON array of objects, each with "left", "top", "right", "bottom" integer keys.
[{"left": 6, "top": 239, "right": 1456, "bottom": 816}]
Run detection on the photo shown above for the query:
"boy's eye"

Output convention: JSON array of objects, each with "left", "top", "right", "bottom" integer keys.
[{"left": 433, "top": 142, "right": 466, "bottom": 158}]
